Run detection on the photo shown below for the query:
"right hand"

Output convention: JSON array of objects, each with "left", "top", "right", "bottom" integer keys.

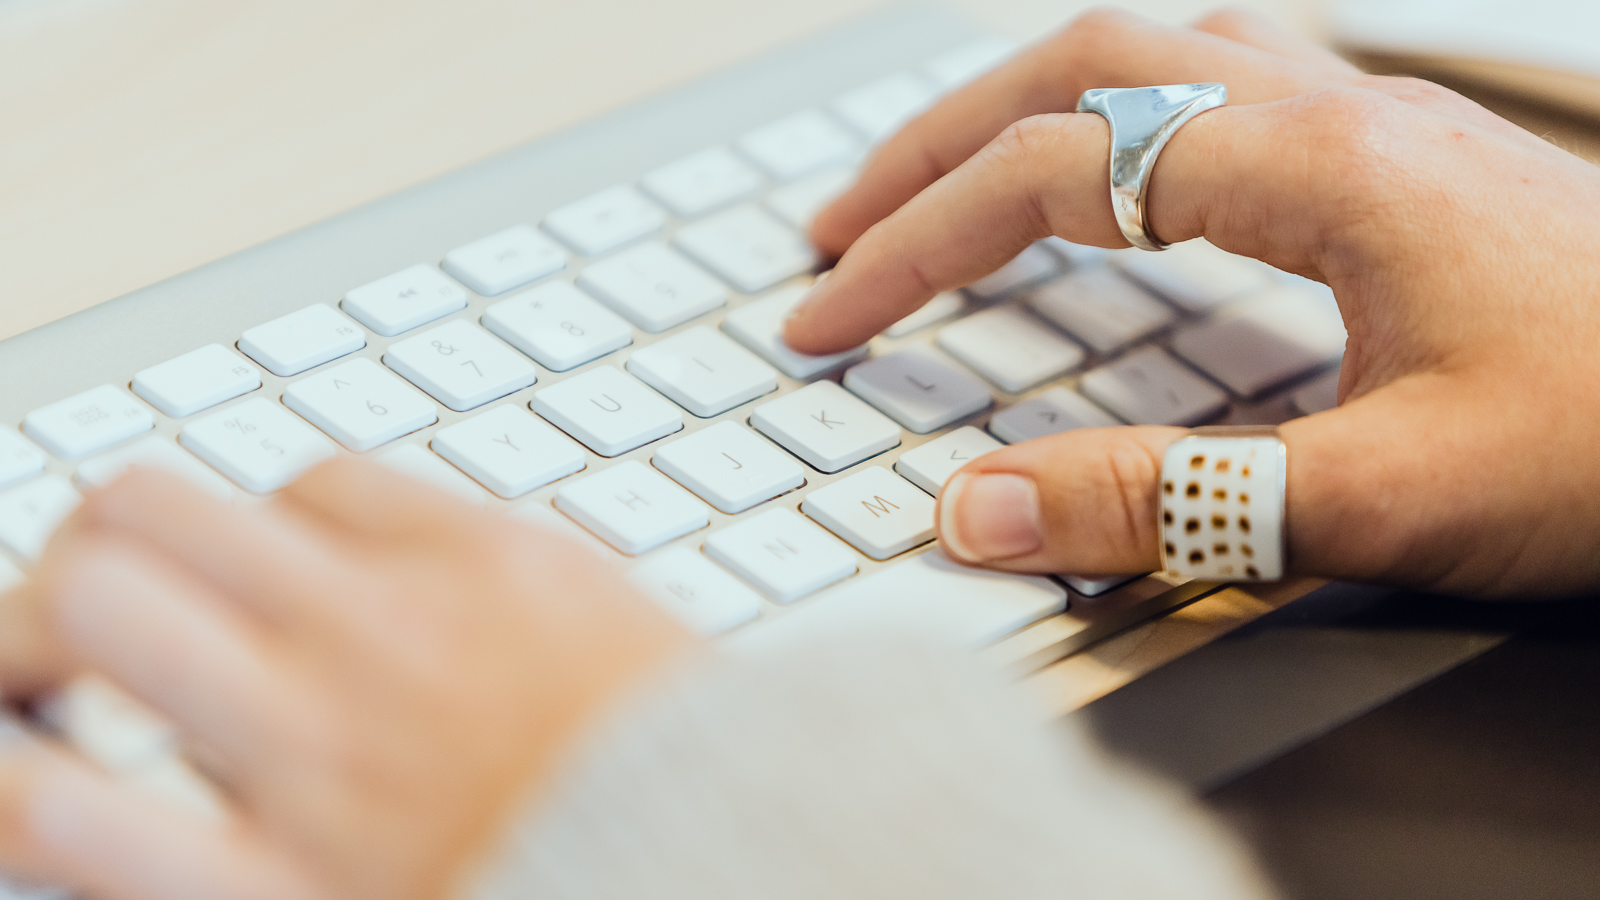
[{"left": 784, "top": 8, "right": 1600, "bottom": 597}]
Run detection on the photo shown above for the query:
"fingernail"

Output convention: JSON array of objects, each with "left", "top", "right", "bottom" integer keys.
[{"left": 939, "top": 473, "right": 1043, "bottom": 563}]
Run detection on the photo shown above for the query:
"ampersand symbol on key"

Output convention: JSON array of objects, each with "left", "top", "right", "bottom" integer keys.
[{"left": 432, "top": 341, "right": 457, "bottom": 355}]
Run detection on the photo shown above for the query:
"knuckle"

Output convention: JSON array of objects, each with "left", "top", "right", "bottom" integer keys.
[
  {"left": 979, "top": 114, "right": 1063, "bottom": 173},
  {"left": 1192, "top": 6, "right": 1263, "bottom": 36},
  {"left": 1103, "top": 433, "right": 1165, "bottom": 547},
  {"left": 1064, "top": 6, "right": 1139, "bottom": 42}
]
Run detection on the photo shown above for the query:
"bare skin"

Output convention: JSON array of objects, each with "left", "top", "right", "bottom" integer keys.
[
  {"left": 1, "top": 6, "right": 1599, "bottom": 899},
  {"left": 785, "top": 7, "right": 1600, "bottom": 597}
]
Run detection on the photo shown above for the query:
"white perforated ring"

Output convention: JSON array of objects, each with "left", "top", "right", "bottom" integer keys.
[{"left": 1158, "top": 426, "right": 1286, "bottom": 581}]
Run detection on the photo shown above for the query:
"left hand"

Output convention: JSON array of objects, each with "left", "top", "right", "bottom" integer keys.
[{"left": 0, "top": 458, "right": 690, "bottom": 900}]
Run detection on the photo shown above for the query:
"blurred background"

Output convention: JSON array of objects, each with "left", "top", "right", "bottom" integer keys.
[{"left": 1, "top": 0, "right": 1595, "bottom": 344}]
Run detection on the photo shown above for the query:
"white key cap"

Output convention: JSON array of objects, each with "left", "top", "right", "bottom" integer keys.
[
  {"left": 765, "top": 167, "right": 854, "bottom": 230},
  {"left": 75, "top": 437, "right": 234, "bottom": 501},
  {"left": 441, "top": 224, "right": 567, "bottom": 296},
  {"left": 40, "top": 677, "right": 177, "bottom": 773},
  {"left": 505, "top": 501, "right": 613, "bottom": 557},
  {"left": 432, "top": 405, "right": 585, "bottom": 499},
  {"left": 1111, "top": 241, "right": 1274, "bottom": 314},
  {"left": 652, "top": 420, "right": 804, "bottom": 513},
  {"left": 0, "top": 476, "right": 80, "bottom": 561},
  {"left": 721, "top": 284, "right": 868, "bottom": 379},
  {"left": 24, "top": 385, "right": 153, "bottom": 461},
  {"left": 989, "top": 387, "right": 1120, "bottom": 444},
  {"left": 675, "top": 206, "right": 816, "bottom": 294},
  {"left": 768, "top": 548, "right": 1065, "bottom": 648},
  {"left": 238, "top": 304, "right": 366, "bottom": 376},
  {"left": 577, "top": 242, "right": 727, "bottom": 333},
  {"left": 935, "top": 305, "right": 1084, "bottom": 393},
  {"left": 342, "top": 264, "right": 469, "bottom": 337},
  {"left": 750, "top": 380, "right": 900, "bottom": 473},
  {"left": 282, "top": 357, "right": 437, "bottom": 452},
  {"left": 832, "top": 72, "right": 937, "bottom": 142},
  {"left": 884, "top": 292, "right": 965, "bottom": 338},
  {"left": 801, "top": 465, "right": 934, "bottom": 560},
  {"left": 736, "top": 109, "right": 859, "bottom": 180},
  {"left": 132, "top": 344, "right": 262, "bottom": 418},
  {"left": 843, "top": 351, "right": 991, "bottom": 434},
  {"left": 626, "top": 326, "right": 777, "bottom": 417},
  {"left": 482, "top": 281, "right": 633, "bottom": 372},
  {"left": 543, "top": 185, "right": 666, "bottom": 257},
  {"left": 1077, "top": 346, "right": 1228, "bottom": 426},
  {"left": 556, "top": 460, "right": 708, "bottom": 554},
  {"left": 640, "top": 147, "right": 764, "bottom": 218},
  {"left": 627, "top": 547, "right": 762, "bottom": 635},
  {"left": 965, "top": 244, "right": 1058, "bottom": 300},
  {"left": 923, "top": 36, "right": 1019, "bottom": 90},
  {"left": 529, "top": 366, "right": 682, "bottom": 457},
  {"left": 180, "top": 397, "right": 337, "bottom": 493},
  {"left": 893, "top": 426, "right": 1002, "bottom": 496},
  {"left": 1039, "top": 235, "right": 1110, "bottom": 269},
  {"left": 1291, "top": 369, "right": 1341, "bottom": 417},
  {"left": 0, "top": 430, "right": 45, "bottom": 490},
  {"left": 376, "top": 444, "right": 486, "bottom": 507},
  {"left": 1062, "top": 574, "right": 1142, "bottom": 597},
  {"left": 1027, "top": 267, "right": 1176, "bottom": 354},
  {"left": 384, "top": 319, "right": 538, "bottom": 411},
  {"left": 1169, "top": 288, "right": 1347, "bottom": 397},
  {"left": 704, "top": 507, "right": 857, "bottom": 602},
  {"left": 0, "top": 557, "right": 23, "bottom": 593}
]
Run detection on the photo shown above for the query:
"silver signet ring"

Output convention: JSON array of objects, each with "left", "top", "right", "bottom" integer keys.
[{"left": 1076, "top": 83, "right": 1227, "bottom": 252}]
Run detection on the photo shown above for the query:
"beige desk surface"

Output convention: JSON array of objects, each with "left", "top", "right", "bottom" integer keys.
[{"left": 5, "top": 0, "right": 1596, "bottom": 710}]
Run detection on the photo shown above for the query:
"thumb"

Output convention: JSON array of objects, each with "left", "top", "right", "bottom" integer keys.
[{"left": 935, "top": 426, "right": 1185, "bottom": 576}]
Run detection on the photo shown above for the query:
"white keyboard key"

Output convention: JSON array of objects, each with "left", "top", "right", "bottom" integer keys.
[
  {"left": 0, "top": 476, "right": 80, "bottom": 561},
  {"left": 282, "top": 357, "right": 437, "bottom": 452},
  {"left": 39, "top": 677, "right": 177, "bottom": 774},
  {"left": 384, "top": 319, "right": 538, "bottom": 411},
  {"left": 544, "top": 185, "right": 666, "bottom": 257},
  {"left": 0, "top": 430, "right": 45, "bottom": 490},
  {"left": 843, "top": 351, "right": 991, "bottom": 434},
  {"left": 777, "top": 548, "right": 1066, "bottom": 648},
  {"left": 529, "top": 366, "right": 682, "bottom": 457},
  {"left": 1169, "top": 289, "right": 1347, "bottom": 398},
  {"left": 482, "top": 281, "right": 633, "bottom": 372},
  {"left": 923, "top": 36, "right": 1019, "bottom": 90},
  {"left": 721, "top": 284, "right": 868, "bottom": 379},
  {"left": 704, "top": 507, "right": 857, "bottom": 602},
  {"left": 1077, "top": 346, "right": 1228, "bottom": 427},
  {"left": 1111, "top": 241, "right": 1274, "bottom": 314},
  {"left": 1063, "top": 574, "right": 1142, "bottom": 597},
  {"left": 1291, "top": 369, "right": 1341, "bottom": 416},
  {"left": 625, "top": 326, "right": 777, "bottom": 417},
  {"left": 832, "top": 72, "right": 937, "bottom": 143},
  {"left": 1039, "top": 235, "right": 1110, "bottom": 269},
  {"left": 801, "top": 465, "right": 934, "bottom": 560},
  {"left": 652, "top": 420, "right": 804, "bottom": 514},
  {"left": 432, "top": 405, "right": 585, "bottom": 499},
  {"left": 884, "top": 291, "right": 965, "bottom": 338},
  {"left": 24, "top": 385, "right": 153, "bottom": 461},
  {"left": 75, "top": 437, "right": 233, "bottom": 501},
  {"left": 750, "top": 380, "right": 900, "bottom": 473},
  {"left": 376, "top": 444, "right": 486, "bottom": 507},
  {"left": 989, "top": 387, "right": 1120, "bottom": 444},
  {"left": 935, "top": 305, "right": 1084, "bottom": 393},
  {"left": 238, "top": 304, "right": 366, "bottom": 377},
  {"left": 342, "top": 264, "right": 469, "bottom": 337},
  {"left": 441, "top": 224, "right": 567, "bottom": 296},
  {"left": 765, "top": 167, "right": 854, "bottom": 230},
  {"left": 577, "top": 242, "right": 727, "bottom": 333},
  {"left": 555, "top": 460, "right": 708, "bottom": 555},
  {"left": 965, "top": 244, "right": 1059, "bottom": 300},
  {"left": 736, "top": 109, "right": 859, "bottom": 180},
  {"left": 640, "top": 147, "right": 764, "bottom": 218},
  {"left": 132, "top": 344, "right": 261, "bottom": 418},
  {"left": 180, "top": 397, "right": 336, "bottom": 493},
  {"left": 675, "top": 206, "right": 817, "bottom": 294},
  {"left": 0, "top": 557, "right": 22, "bottom": 593},
  {"left": 893, "top": 426, "right": 1002, "bottom": 497},
  {"left": 627, "top": 547, "right": 762, "bottom": 636},
  {"left": 1027, "top": 267, "right": 1176, "bottom": 354}
]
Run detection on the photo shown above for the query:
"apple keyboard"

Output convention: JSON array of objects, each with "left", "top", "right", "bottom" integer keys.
[{"left": 0, "top": 8, "right": 1347, "bottom": 893}]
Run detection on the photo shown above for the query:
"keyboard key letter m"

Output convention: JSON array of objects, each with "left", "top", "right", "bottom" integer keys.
[{"left": 860, "top": 495, "right": 899, "bottom": 518}]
